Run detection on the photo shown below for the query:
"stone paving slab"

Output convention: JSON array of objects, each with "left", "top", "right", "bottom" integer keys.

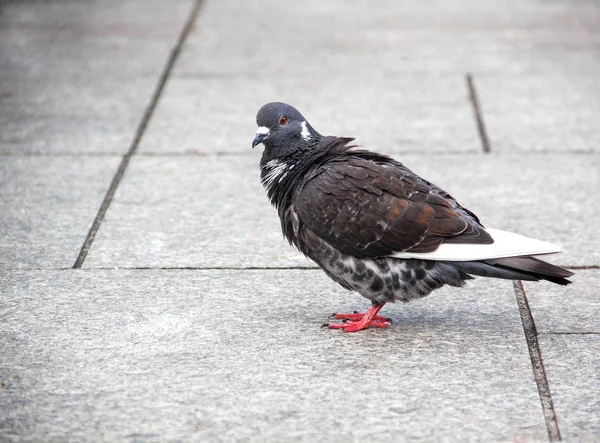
[
  {"left": 0, "top": 0, "right": 193, "bottom": 155},
  {"left": 478, "top": 74, "right": 600, "bottom": 153},
  {"left": 0, "top": 78, "right": 155, "bottom": 155},
  {"left": 85, "top": 153, "right": 597, "bottom": 269},
  {"left": 138, "top": 73, "right": 479, "bottom": 154},
  {"left": 524, "top": 270, "right": 600, "bottom": 334},
  {"left": 539, "top": 334, "right": 600, "bottom": 440},
  {"left": 0, "top": 156, "right": 120, "bottom": 269},
  {"left": 0, "top": 0, "right": 192, "bottom": 32},
  {"left": 179, "top": 44, "right": 600, "bottom": 78},
  {"left": 85, "top": 155, "right": 306, "bottom": 269},
  {"left": 0, "top": 0, "right": 192, "bottom": 79},
  {"left": 0, "top": 270, "right": 546, "bottom": 441},
  {"left": 178, "top": 0, "right": 600, "bottom": 76}
]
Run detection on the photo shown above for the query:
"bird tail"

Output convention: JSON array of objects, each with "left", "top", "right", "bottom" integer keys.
[{"left": 449, "top": 256, "right": 574, "bottom": 286}]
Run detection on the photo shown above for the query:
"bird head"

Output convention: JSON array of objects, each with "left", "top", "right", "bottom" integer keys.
[{"left": 252, "top": 102, "right": 320, "bottom": 152}]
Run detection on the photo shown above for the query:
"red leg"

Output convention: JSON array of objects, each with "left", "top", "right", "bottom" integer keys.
[{"left": 327, "top": 304, "right": 390, "bottom": 333}]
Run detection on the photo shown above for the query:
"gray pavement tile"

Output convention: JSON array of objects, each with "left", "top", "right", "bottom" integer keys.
[
  {"left": 0, "top": 0, "right": 192, "bottom": 31},
  {"left": 138, "top": 74, "right": 480, "bottom": 154},
  {"left": 84, "top": 155, "right": 310, "bottom": 269},
  {"left": 478, "top": 74, "right": 600, "bottom": 153},
  {"left": 0, "top": 0, "right": 193, "bottom": 154},
  {"left": 539, "top": 334, "right": 600, "bottom": 441},
  {"left": 177, "top": 0, "right": 600, "bottom": 76},
  {"left": 0, "top": 156, "right": 120, "bottom": 269},
  {"left": 524, "top": 270, "right": 600, "bottom": 334},
  {"left": 85, "top": 153, "right": 597, "bottom": 269},
  {"left": 0, "top": 79, "right": 152, "bottom": 155},
  {"left": 0, "top": 269, "right": 546, "bottom": 441}
]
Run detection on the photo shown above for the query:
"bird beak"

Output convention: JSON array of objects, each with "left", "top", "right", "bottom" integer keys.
[{"left": 252, "top": 126, "right": 270, "bottom": 149}]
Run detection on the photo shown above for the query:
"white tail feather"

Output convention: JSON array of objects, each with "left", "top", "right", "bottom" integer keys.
[{"left": 391, "top": 228, "right": 565, "bottom": 262}]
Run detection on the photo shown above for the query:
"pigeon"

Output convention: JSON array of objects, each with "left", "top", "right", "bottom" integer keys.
[{"left": 252, "top": 102, "right": 574, "bottom": 333}]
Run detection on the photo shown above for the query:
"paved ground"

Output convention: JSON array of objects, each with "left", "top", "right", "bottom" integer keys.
[{"left": 1, "top": 0, "right": 599, "bottom": 441}]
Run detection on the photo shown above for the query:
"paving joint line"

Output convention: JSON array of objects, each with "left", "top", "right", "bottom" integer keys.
[
  {"left": 72, "top": 0, "right": 204, "bottom": 269},
  {"left": 135, "top": 149, "right": 482, "bottom": 157},
  {"left": 466, "top": 73, "right": 491, "bottom": 153},
  {"left": 130, "top": 150, "right": 600, "bottom": 157},
  {"left": 0, "top": 153, "right": 123, "bottom": 157},
  {"left": 565, "top": 265, "right": 600, "bottom": 270},
  {"left": 0, "top": 266, "right": 321, "bottom": 272},
  {"left": 127, "top": 266, "right": 320, "bottom": 270},
  {"left": 542, "top": 331, "right": 600, "bottom": 335},
  {"left": 2, "top": 264, "right": 590, "bottom": 272},
  {"left": 3, "top": 151, "right": 598, "bottom": 158},
  {"left": 513, "top": 280, "right": 562, "bottom": 441},
  {"left": 89, "top": 266, "right": 320, "bottom": 271}
]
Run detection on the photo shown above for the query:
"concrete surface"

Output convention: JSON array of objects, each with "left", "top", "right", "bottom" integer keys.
[
  {"left": 178, "top": 0, "right": 600, "bottom": 76},
  {"left": 0, "top": 0, "right": 192, "bottom": 155},
  {"left": 1, "top": 271, "right": 547, "bottom": 441},
  {"left": 138, "top": 74, "right": 481, "bottom": 155},
  {"left": 1, "top": 0, "right": 599, "bottom": 441},
  {"left": 478, "top": 74, "right": 600, "bottom": 153},
  {"left": 0, "top": 156, "right": 120, "bottom": 269},
  {"left": 538, "top": 335, "right": 600, "bottom": 441},
  {"left": 525, "top": 270, "right": 600, "bottom": 333}
]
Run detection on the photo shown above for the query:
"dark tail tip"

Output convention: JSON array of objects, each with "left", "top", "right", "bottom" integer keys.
[{"left": 489, "top": 256, "right": 574, "bottom": 285}]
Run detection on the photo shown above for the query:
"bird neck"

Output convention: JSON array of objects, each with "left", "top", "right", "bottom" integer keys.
[
  {"left": 259, "top": 152, "right": 307, "bottom": 212},
  {"left": 259, "top": 136, "right": 355, "bottom": 213}
]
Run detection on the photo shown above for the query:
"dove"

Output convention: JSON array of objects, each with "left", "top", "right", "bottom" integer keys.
[{"left": 252, "top": 102, "right": 573, "bottom": 332}]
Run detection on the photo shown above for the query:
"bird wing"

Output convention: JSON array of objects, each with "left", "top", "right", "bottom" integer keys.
[
  {"left": 294, "top": 154, "right": 492, "bottom": 259},
  {"left": 391, "top": 228, "right": 564, "bottom": 261}
]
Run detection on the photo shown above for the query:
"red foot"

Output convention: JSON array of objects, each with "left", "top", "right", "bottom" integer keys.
[
  {"left": 332, "top": 312, "right": 390, "bottom": 322},
  {"left": 327, "top": 304, "right": 390, "bottom": 333}
]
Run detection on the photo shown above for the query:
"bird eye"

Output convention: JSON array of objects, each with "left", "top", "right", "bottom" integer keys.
[{"left": 279, "top": 116, "right": 288, "bottom": 125}]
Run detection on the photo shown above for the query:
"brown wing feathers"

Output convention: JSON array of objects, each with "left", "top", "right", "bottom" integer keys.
[{"left": 295, "top": 156, "right": 489, "bottom": 258}]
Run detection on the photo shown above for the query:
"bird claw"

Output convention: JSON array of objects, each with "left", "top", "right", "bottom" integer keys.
[
  {"left": 327, "top": 306, "right": 391, "bottom": 332},
  {"left": 328, "top": 319, "right": 390, "bottom": 333}
]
